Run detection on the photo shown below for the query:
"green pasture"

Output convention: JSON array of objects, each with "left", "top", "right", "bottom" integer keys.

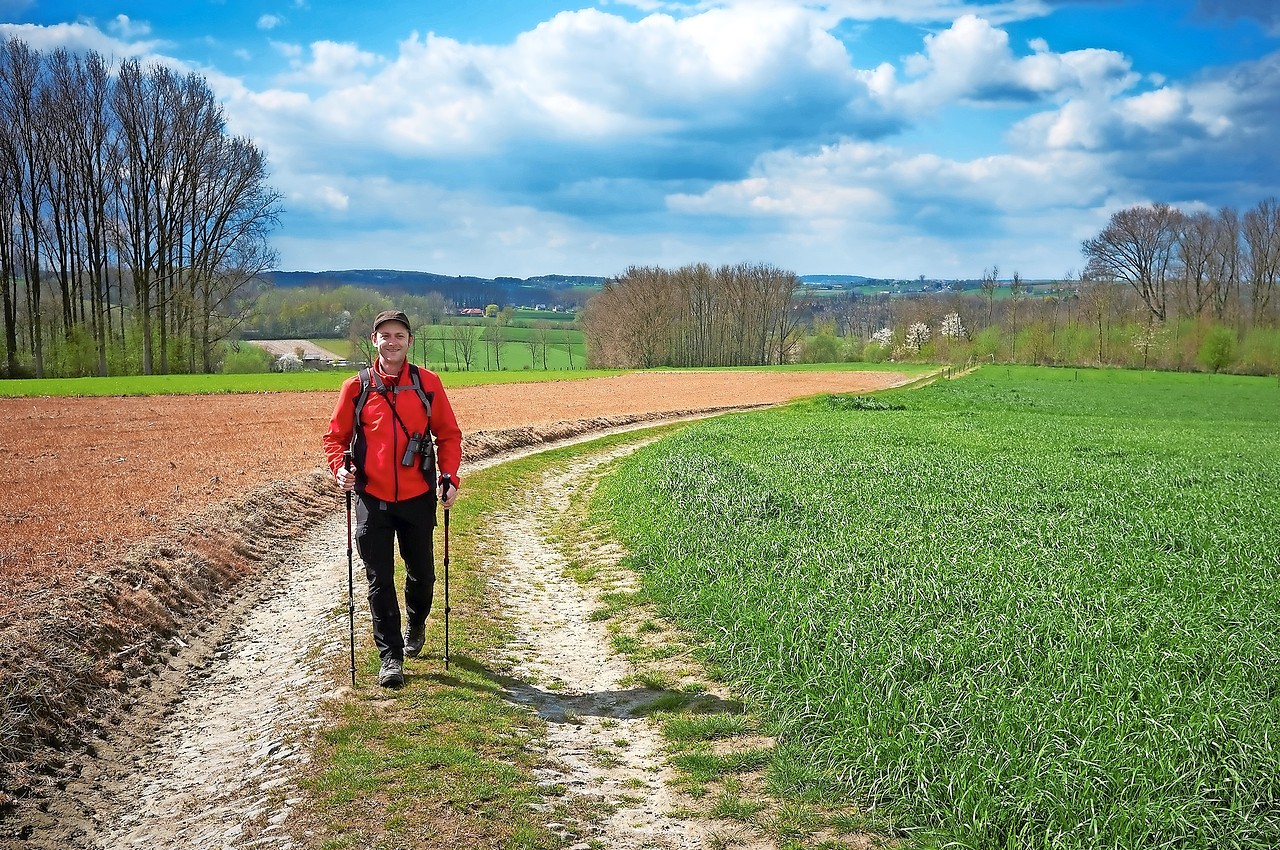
[
  {"left": 307, "top": 322, "right": 585, "bottom": 373},
  {"left": 592, "top": 366, "right": 1280, "bottom": 849}
]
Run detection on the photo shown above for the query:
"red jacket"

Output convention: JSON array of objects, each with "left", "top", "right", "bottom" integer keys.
[{"left": 322, "top": 361, "right": 462, "bottom": 503}]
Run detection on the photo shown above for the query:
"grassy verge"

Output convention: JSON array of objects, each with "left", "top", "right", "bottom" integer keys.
[
  {"left": 589, "top": 366, "right": 1280, "bottom": 850},
  {"left": 297, "top": 449, "right": 564, "bottom": 850}
]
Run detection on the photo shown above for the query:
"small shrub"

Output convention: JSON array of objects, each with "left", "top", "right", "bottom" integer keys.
[{"left": 820, "top": 394, "right": 905, "bottom": 411}]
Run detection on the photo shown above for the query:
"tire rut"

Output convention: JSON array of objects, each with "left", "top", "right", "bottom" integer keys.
[
  {"left": 488, "top": 442, "right": 774, "bottom": 850},
  {"left": 14, "top": 515, "right": 352, "bottom": 850}
]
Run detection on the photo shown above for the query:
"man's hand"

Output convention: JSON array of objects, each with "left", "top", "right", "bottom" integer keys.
[
  {"left": 438, "top": 475, "right": 458, "bottom": 508},
  {"left": 335, "top": 466, "right": 356, "bottom": 492}
]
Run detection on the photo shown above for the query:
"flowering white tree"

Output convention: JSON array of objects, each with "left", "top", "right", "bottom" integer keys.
[
  {"left": 870, "top": 327, "right": 894, "bottom": 347},
  {"left": 276, "top": 352, "right": 303, "bottom": 372},
  {"left": 939, "top": 312, "right": 966, "bottom": 339},
  {"left": 906, "top": 322, "right": 931, "bottom": 352},
  {"left": 334, "top": 310, "right": 352, "bottom": 335}
]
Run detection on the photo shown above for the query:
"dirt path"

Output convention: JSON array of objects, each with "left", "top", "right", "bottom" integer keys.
[
  {"left": 491, "top": 440, "right": 749, "bottom": 849},
  {"left": 17, "top": 514, "right": 352, "bottom": 850}
]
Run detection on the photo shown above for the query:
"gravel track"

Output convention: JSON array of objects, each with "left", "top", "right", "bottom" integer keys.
[{"left": 490, "top": 441, "right": 772, "bottom": 849}]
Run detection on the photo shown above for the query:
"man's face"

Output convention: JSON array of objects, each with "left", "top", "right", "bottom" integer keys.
[{"left": 372, "top": 321, "right": 411, "bottom": 369}]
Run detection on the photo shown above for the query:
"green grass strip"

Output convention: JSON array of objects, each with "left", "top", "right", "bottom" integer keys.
[
  {"left": 0, "top": 368, "right": 627, "bottom": 397},
  {"left": 0, "top": 362, "right": 925, "bottom": 397}
]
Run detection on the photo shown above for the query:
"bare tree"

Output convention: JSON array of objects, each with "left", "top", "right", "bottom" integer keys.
[
  {"left": 185, "top": 134, "right": 282, "bottom": 371},
  {"left": 531, "top": 320, "right": 552, "bottom": 369},
  {"left": 523, "top": 322, "right": 539, "bottom": 367},
  {"left": 1, "top": 38, "right": 51, "bottom": 376},
  {"left": 1211, "top": 206, "right": 1241, "bottom": 322},
  {"left": 1082, "top": 203, "right": 1182, "bottom": 322},
  {"left": 1242, "top": 198, "right": 1280, "bottom": 324},
  {"left": 1008, "top": 271, "right": 1024, "bottom": 359},
  {"left": 0, "top": 85, "right": 20, "bottom": 376},
  {"left": 980, "top": 265, "right": 999, "bottom": 327},
  {"left": 481, "top": 318, "right": 506, "bottom": 370},
  {"left": 113, "top": 58, "right": 167, "bottom": 374},
  {"left": 1177, "top": 211, "right": 1221, "bottom": 319},
  {"left": 745, "top": 262, "right": 799, "bottom": 365},
  {"left": 448, "top": 319, "right": 480, "bottom": 370}
]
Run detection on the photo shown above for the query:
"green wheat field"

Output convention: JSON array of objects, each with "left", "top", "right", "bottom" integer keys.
[{"left": 593, "top": 366, "right": 1280, "bottom": 850}]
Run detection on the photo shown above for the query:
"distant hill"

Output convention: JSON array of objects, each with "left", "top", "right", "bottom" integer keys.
[
  {"left": 265, "top": 269, "right": 607, "bottom": 289},
  {"left": 262, "top": 269, "right": 607, "bottom": 309},
  {"left": 261, "top": 268, "right": 1054, "bottom": 306}
]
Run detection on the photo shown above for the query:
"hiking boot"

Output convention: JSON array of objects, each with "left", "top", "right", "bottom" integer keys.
[
  {"left": 404, "top": 622, "right": 426, "bottom": 658},
  {"left": 378, "top": 657, "right": 404, "bottom": 688}
]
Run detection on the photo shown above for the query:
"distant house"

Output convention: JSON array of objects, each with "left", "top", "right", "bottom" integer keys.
[{"left": 459, "top": 308, "right": 486, "bottom": 317}]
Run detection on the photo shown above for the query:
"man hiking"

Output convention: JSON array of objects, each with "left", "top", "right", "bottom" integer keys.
[{"left": 323, "top": 310, "right": 463, "bottom": 687}]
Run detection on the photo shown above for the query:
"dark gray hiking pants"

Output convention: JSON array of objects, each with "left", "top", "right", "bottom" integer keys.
[{"left": 354, "top": 491, "right": 437, "bottom": 662}]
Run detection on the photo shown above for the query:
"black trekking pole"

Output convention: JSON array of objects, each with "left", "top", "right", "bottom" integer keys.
[
  {"left": 440, "top": 473, "right": 452, "bottom": 670},
  {"left": 344, "top": 450, "right": 356, "bottom": 687}
]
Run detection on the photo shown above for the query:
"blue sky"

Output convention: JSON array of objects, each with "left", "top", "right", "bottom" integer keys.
[{"left": 3, "top": 0, "right": 1279, "bottom": 280}]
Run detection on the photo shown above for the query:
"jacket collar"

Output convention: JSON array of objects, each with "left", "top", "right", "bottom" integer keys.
[{"left": 374, "top": 359, "right": 408, "bottom": 386}]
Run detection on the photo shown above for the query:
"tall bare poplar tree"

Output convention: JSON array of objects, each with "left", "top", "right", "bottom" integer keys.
[
  {"left": 0, "top": 40, "right": 284, "bottom": 377},
  {"left": 0, "top": 39, "right": 51, "bottom": 376},
  {"left": 0, "top": 93, "right": 20, "bottom": 375}
]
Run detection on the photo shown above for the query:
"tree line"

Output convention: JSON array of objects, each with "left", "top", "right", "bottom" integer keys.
[
  {"left": 1082, "top": 199, "right": 1279, "bottom": 326},
  {"left": 803, "top": 276, "right": 1277, "bottom": 379},
  {"left": 1, "top": 37, "right": 282, "bottom": 378},
  {"left": 581, "top": 262, "right": 800, "bottom": 367}
]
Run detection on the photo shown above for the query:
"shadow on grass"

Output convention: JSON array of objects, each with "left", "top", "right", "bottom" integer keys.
[{"left": 436, "top": 655, "right": 743, "bottom": 722}]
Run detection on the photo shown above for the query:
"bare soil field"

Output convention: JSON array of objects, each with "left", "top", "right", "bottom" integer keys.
[
  {"left": 0, "top": 369, "right": 911, "bottom": 838},
  {"left": 245, "top": 339, "right": 344, "bottom": 360}
]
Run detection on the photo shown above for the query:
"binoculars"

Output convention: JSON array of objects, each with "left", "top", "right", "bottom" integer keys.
[
  {"left": 401, "top": 432, "right": 435, "bottom": 478},
  {"left": 402, "top": 432, "right": 425, "bottom": 467}
]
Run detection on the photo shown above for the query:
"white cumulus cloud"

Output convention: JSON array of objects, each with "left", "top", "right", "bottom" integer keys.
[{"left": 886, "top": 14, "right": 1138, "bottom": 111}]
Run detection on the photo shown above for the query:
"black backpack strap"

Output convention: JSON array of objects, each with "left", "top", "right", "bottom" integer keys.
[
  {"left": 351, "top": 368, "right": 372, "bottom": 448},
  {"left": 407, "top": 364, "right": 434, "bottom": 419},
  {"left": 350, "top": 364, "right": 439, "bottom": 488}
]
